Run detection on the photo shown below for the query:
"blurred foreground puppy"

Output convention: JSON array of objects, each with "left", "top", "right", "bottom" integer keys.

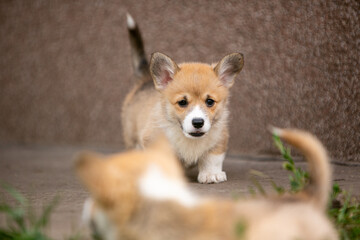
[
  {"left": 75, "top": 128, "right": 337, "bottom": 240},
  {"left": 122, "top": 14, "right": 244, "bottom": 183}
]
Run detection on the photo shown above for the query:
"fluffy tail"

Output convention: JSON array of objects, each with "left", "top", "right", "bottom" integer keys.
[
  {"left": 271, "top": 127, "right": 332, "bottom": 210},
  {"left": 127, "top": 13, "right": 149, "bottom": 78}
]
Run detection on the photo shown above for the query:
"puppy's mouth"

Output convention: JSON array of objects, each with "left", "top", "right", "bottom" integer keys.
[{"left": 189, "top": 132, "right": 205, "bottom": 137}]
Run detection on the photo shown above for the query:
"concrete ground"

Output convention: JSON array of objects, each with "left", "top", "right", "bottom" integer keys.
[{"left": 0, "top": 145, "right": 359, "bottom": 239}]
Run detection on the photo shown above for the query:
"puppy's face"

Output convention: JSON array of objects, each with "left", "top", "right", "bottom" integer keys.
[
  {"left": 163, "top": 64, "right": 229, "bottom": 138},
  {"left": 150, "top": 53, "right": 244, "bottom": 138}
]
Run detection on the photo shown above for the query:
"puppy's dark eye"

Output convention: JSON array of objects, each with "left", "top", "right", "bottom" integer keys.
[
  {"left": 178, "top": 99, "right": 188, "bottom": 107},
  {"left": 205, "top": 98, "right": 215, "bottom": 107}
]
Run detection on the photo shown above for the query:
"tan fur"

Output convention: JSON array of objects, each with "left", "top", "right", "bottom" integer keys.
[
  {"left": 122, "top": 15, "right": 243, "bottom": 183},
  {"left": 121, "top": 81, "right": 160, "bottom": 148},
  {"left": 76, "top": 128, "right": 337, "bottom": 240},
  {"left": 209, "top": 127, "right": 229, "bottom": 155},
  {"left": 122, "top": 62, "right": 232, "bottom": 154}
]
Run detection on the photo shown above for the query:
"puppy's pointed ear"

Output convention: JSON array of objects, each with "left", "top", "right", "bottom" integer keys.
[
  {"left": 74, "top": 151, "right": 116, "bottom": 205},
  {"left": 75, "top": 151, "right": 105, "bottom": 191},
  {"left": 150, "top": 52, "right": 179, "bottom": 90},
  {"left": 214, "top": 53, "right": 244, "bottom": 88}
]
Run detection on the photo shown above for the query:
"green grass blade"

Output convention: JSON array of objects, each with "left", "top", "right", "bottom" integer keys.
[{"left": 34, "top": 196, "right": 60, "bottom": 229}]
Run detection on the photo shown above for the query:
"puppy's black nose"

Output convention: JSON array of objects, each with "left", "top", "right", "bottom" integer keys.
[{"left": 192, "top": 118, "right": 204, "bottom": 129}]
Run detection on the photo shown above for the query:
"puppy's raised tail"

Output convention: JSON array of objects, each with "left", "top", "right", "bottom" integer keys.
[
  {"left": 127, "top": 13, "right": 149, "bottom": 78},
  {"left": 271, "top": 127, "right": 332, "bottom": 210}
]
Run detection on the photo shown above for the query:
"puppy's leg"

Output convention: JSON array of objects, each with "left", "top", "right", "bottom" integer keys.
[
  {"left": 81, "top": 197, "right": 95, "bottom": 225},
  {"left": 198, "top": 130, "right": 228, "bottom": 184},
  {"left": 198, "top": 153, "right": 227, "bottom": 184}
]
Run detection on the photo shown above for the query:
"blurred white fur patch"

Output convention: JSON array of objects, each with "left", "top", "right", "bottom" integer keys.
[
  {"left": 139, "top": 164, "right": 198, "bottom": 207},
  {"left": 82, "top": 197, "right": 94, "bottom": 224}
]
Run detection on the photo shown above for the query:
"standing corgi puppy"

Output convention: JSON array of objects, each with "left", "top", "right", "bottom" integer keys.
[
  {"left": 122, "top": 14, "right": 244, "bottom": 183},
  {"left": 76, "top": 128, "right": 337, "bottom": 240}
]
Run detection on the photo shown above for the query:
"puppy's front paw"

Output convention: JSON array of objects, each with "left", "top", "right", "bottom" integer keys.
[{"left": 197, "top": 171, "right": 227, "bottom": 184}]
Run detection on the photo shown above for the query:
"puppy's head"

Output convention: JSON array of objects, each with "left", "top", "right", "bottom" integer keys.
[
  {"left": 150, "top": 52, "right": 244, "bottom": 138},
  {"left": 75, "top": 138, "right": 186, "bottom": 238}
]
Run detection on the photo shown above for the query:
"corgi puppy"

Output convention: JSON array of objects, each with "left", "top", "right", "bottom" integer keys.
[
  {"left": 75, "top": 128, "right": 337, "bottom": 240},
  {"left": 122, "top": 14, "right": 244, "bottom": 183}
]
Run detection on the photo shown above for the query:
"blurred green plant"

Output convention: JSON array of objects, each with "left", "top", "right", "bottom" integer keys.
[
  {"left": 234, "top": 220, "right": 247, "bottom": 239},
  {"left": 248, "top": 133, "right": 360, "bottom": 240},
  {"left": 0, "top": 185, "right": 81, "bottom": 240},
  {"left": 0, "top": 184, "right": 58, "bottom": 240},
  {"left": 273, "top": 134, "right": 310, "bottom": 192},
  {"left": 328, "top": 183, "right": 360, "bottom": 240}
]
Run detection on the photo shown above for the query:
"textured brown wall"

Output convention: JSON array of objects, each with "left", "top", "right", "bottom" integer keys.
[{"left": 0, "top": 0, "right": 359, "bottom": 161}]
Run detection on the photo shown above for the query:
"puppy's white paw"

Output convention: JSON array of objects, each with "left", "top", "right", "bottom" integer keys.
[{"left": 197, "top": 171, "right": 227, "bottom": 184}]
